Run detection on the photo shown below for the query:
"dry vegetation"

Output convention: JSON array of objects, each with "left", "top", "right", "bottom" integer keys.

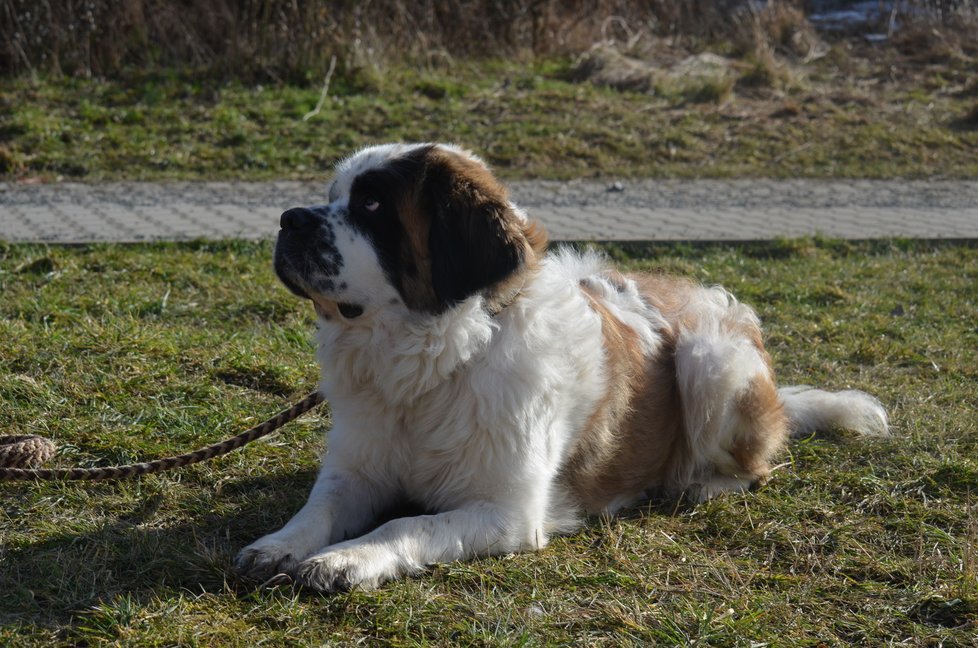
[
  {"left": 3, "top": 0, "right": 977, "bottom": 81},
  {"left": 2, "top": 0, "right": 744, "bottom": 80},
  {"left": 2, "top": 2, "right": 977, "bottom": 181}
]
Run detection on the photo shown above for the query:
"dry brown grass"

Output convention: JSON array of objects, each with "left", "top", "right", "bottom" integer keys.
[
  {"left": 5, "top": 1, "right": 977, "bottom": 82},
  {"left": 569, "top": 1, "right": 813, "bottom": 100},
  {"left": 0, "top": 0, "right": 820, "bottom": 80}
]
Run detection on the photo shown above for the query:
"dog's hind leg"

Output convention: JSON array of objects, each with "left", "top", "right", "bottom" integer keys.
[{"left": 672, "top": 321, "right": 789, "bottom": 502}]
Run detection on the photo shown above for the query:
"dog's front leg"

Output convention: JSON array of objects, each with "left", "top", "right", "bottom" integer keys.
[
  {"left": 234, "top": 468, "right": 388, "bottom": 582},
  {"left": 293, "top": 502, "right": 542, "bottom": 592}
]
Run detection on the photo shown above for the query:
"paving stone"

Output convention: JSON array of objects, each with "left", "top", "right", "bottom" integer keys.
[{"left": 2, "top": 180, "right": 977, "bottom": 243}]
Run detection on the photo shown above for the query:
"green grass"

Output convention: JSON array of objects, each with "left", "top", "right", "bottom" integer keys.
[
  {"left": 1, "top": 239, "right": 976, "bottom": 646},
  {"left": 2, "top": 54, "right": 977, "bottom": 181}
]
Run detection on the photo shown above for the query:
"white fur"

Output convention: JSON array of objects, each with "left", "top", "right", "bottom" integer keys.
[
  {"left": 239, "top": 249, "right": 611, "bottom": 588},
  {"left": 779, "top": 385, "right": 889, "bottom": 437},
  {"left": 236, "top": 143, "right": 889, "bottom": 591}
]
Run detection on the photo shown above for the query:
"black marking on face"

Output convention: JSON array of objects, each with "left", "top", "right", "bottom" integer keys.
[
  {"left": 274, "top": 205, "right": 344, "bottom": 299},
  {"left": 346, "top": 147, "right": 435, "bottom": 310}
]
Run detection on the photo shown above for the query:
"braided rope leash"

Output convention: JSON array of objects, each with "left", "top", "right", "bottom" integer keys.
[{"left": 0, "top": 390, "right": 324, "bottom": 481}]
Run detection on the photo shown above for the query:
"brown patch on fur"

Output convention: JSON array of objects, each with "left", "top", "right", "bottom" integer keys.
[
  {"left": 560, "top": 281, "right": 685, "bottom": 514},
  {"left": 394, "top": 180, "right": 440, "bottom": 312},
  {"left": 312, "top": 298, "right": 339, "bottom": 321},
  {"left": 633, "top": 273, "right": 775, "bottom": 370},
  {"left": 732, "top": 375, "right": 787, "bottom": 483},
  {"left": 629, "top": 273, "right": 699, "bottom": 328},
  {"left": 428, "top": 147, "right": 508, "bottom": 201},
  {"left": 522, "top": 219, "right": 549, "bottom": 262},
  {"left": 422, "top": 148, "right": 548, "bottom": 312},
  {"left": 636, "top": 274, "right": 787, "bottom": 486}
]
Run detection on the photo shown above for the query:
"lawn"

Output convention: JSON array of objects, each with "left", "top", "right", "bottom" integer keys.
[
  {"left": 2, "top": 50, "right": 977, "bottom": 182},
  {"left": 1, "top": 239, "right": 976, "bottom": 646}
]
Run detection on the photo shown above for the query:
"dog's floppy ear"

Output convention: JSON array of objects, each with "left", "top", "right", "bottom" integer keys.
[{"left": 423, "top": 151, "right": 526, "bottom": 308}]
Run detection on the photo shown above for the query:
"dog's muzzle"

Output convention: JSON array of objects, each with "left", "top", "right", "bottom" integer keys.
[{"left": 274, "top": 206, "right": 363, "bottom": 319}]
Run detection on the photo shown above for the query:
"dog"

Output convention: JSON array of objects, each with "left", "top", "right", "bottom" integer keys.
[{"left": 234, "top": 143, "right": 888, "bottom": 592}]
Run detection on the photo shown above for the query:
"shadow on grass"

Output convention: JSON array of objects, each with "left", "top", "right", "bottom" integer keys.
[{"left": 0, "top": 468, "right": 319, "bottom": 631}]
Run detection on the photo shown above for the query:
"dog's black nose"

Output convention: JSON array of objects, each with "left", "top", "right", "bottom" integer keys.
[{"left": 280, "top": 207, "right": 317, "bottom": 231}]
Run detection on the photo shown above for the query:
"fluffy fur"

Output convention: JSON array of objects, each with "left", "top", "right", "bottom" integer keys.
[{"left": 235, "top": 142, "right": 888, "bottom": 591}]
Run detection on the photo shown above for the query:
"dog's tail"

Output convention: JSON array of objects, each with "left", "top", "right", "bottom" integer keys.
[{"left": 778, "top": 385, "right": 889, "bottom": 438}]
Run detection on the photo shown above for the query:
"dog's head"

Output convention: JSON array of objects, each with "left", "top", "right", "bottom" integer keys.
[{"left": 275, "top": 143, "right": 547, "bottom": 321}]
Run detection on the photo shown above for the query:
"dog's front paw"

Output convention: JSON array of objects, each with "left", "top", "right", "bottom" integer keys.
[
  {"left": 234, "top": 537, "right": 303, "bottom": 582},
  {"left": 294, "top": 547, "right": 398, "bottom": 592}
]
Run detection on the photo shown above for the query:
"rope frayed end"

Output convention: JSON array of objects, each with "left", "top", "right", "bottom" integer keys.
[{"left": 0, "top": 435, "right": 57, "bottom": 469}]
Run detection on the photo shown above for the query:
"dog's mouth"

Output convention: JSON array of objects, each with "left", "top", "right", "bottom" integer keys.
[
  {"left": 275, "top": 233, "right": 363, "bottom": 321},
  {"left": 276, "top": 260, "right": 363, "bottom": 321},
  {"left": 312, "top": 298, "right": 365, "bottom": 320}
]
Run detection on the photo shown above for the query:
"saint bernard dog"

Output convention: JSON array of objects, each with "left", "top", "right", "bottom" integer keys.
[{"left": 235, "top": 142, "right": 888, "bottom": 592}]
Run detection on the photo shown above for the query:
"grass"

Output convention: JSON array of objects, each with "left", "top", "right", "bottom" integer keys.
[
  {"left": 2, "top": 48, "right": 978, "bottom": 181},
  {"left": 1, "top": 239, "right": 977, "bottom": 645}
]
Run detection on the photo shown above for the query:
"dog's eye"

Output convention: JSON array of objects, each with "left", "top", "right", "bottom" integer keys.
[{"left": 364, "top": 198, "right": 381, "bottom": 212}]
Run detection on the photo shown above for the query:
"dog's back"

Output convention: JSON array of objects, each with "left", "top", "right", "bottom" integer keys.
[{"left": 555, "top": 261, "right": 886, "bottom": 511}]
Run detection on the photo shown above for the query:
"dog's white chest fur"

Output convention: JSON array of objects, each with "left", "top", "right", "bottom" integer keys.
[{"left": 318, "top": 257, "right": 613, "bottom": 517}]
